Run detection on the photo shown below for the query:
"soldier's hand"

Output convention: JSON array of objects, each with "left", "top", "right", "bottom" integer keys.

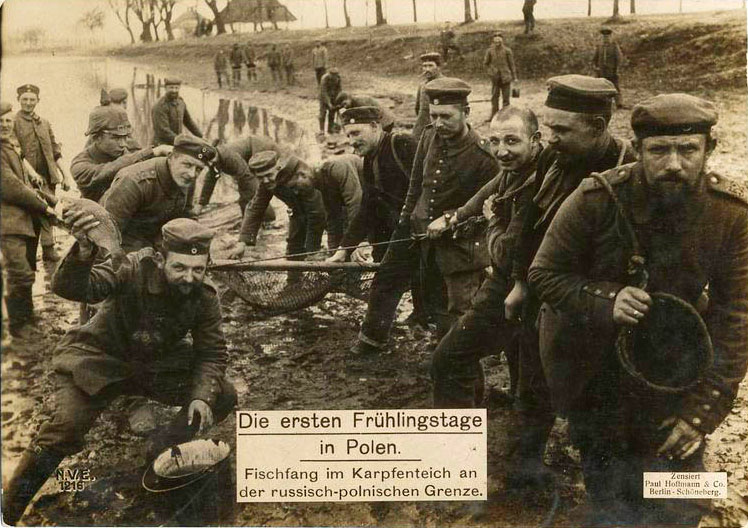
[
  {"left": 505, "top": 280, "right": 529, "bottom": 321},
  {"left": 613, "top": 286, "right": 651, "bottom": 326},
  {"left": 483, "top": 194, "right": 498, "bottom": 221},
  {"left": 153, "top": 144, "right": 174, "bottom": 157},
  {"left": 426, "top": 215, "right": 449, "bottom": 239},
  {"left": 191, "top": 204, "right": 204, "bottom": 216},
  {"left": 226, "top": 241, "right": 247, "bottom": 260},
  {"left": 187, "top": 399, "right": 214, "bottom": 434},
  {"left": 63, "top": 209, "right": 100, "bottom": 245},
  {"left": 351, "top": 246, "right": 372, "bottom": 264},
  {"left": 326, "top": 249, "right": 348, "bottom": 263},
  {"left": 657, "top": 416, "right": 704, "bottom": 460}
]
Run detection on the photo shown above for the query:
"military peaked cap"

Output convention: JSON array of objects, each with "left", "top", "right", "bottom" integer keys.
[
  {"left": 173, "top": 134, "right": 217, "bottom": 163},
  {"left": 340, "top": 105, "right": 382, "bottom": 125},
  {"left": 86, "top": 106, "right": 131, "bottom": 136},
  {"left": 108, "top": 88, "right": 128, "bottom": 104},
  {"left": 631, "top": 93, "right": 718, "bottom": 139},
  {"left": 1, "top": 101, "right": 12, "bottom": 116},
  {"left": 419, "top": 52, "right": 442, "bottom": 65},
  {"left": 162, "top": 218, "right": 214, "bottom": 255},
  {"left": 424, "top": 77, "right": 472, "bottom": 105},
  {"left": 545, "top": 74, "right": 617, "bottom": 114},
  {"left": 248, "top": 150, "right": 281, "bottom": 175},
  {"left": 164, "top": 78, "right": 182, "bottom": 86},
  {"left": 17, "top": 84, "right": 40, "bottom": 97}
]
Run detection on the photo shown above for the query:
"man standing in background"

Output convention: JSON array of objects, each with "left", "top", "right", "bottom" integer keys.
[
  {"left": 14, "top": 84, "right": 74, "bottom": 263},
  {"left": 319, "top": 68, "right": 342, "bottom": 135},
  {"left": 593, "top": 28, "right": 625, "bottom": 108},
  {"left": 523, "top": 0, "right": 537, "bottom": 34},
  {"left": 413, "top": 52, "right": 442, "bottom": 142},
  {"left": 483, "top": 33, "right": 518, "bottom": 120},
  {"left": 214, "top": 49, "right": 229, "bottom": 89},
  {"left": 267, "top": 44, "right": 282, "bottom": 85},
  {"left": 244, "top": 42, "right": 258, "bottom": 82},
  {"left": 281, "top": 44, "right": 296, "bottom": 86},
  {"left": 312, "top": 41, "right": 328, "bottom": 85},
  {"left": 439, "top": 22, "right": 462, "bottom": 64},
  {"left": 230, "top": 43, "right": 244, "bottom": 89},
  {"left": 151, "top": 79, "right": 203, "bottom": 146}
]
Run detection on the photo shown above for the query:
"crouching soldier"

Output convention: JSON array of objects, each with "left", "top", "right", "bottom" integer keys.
[{"left": 2, "top": 218, "right": 237, "bottom": 526}]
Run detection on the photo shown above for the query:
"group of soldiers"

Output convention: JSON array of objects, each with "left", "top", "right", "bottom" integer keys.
[{"left": 2, "top": 26, "right": 747, "bottom": 528}]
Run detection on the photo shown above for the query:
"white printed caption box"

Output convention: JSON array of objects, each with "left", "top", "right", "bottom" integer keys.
[{"left": 236, "top": 409, "right": 486, "bottom": 502}]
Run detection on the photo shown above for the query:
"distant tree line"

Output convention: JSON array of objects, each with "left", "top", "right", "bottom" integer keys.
[{"left": 107, "top": 0, "right": 178, "bottom": 43}]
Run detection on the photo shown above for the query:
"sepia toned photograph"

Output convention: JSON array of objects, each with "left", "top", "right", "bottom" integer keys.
[{"left": 1, "top": 0, "right": 747, "bottom": 526}]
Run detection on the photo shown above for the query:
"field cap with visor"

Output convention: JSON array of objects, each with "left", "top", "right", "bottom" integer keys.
[
  {"left": 545, "top": 74, "right": 617, "bottom": 114},
  {"left": 85, "top": 106, "right": 132, "bottom": 137}
]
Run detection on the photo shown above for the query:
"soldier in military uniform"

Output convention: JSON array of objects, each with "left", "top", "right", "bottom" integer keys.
[
  {"left": 2, "top": 218, "right": 238, "bottom": 526},
  {"left": 194, "top": 134, "right": 282, "bottom": 219},
  {"left": 151, "top": 78, "right": 203, "bottom": 146},
  {"left": 266, "top": 45, "right": 282, "bottom": 85},
  {"left": 72, "top": 106, "right": 173, "bottom": 202},
  {"left": 333, "top": 93, "right": 395, "bottom": 133},
  {"left": 281, "top": 44, "right": 296, "bottom": 86},
  {"left": 14, "top": 84, "right": 74, "bottom": 262},
  {"left": 319, "top": 68, "right": 342, "bottom": 135},
  {"left": 312, "top": 41, "right": 329, "bottom": 85},
  {"left": 214, "top": 48, "right": 229, "bottom": 88},
  {"left": 529, "top": 94, "right": 748, "bottom": 527},
  {"left": 483, "top": 33, "right": 518, "bottom": 119},
  {"left": 230, "top": 43, "right": 244, "bottom": 88},
  {"left": 506, "top": 74, "right": 636, "bottom": 490},
  {"left": 350, "top": 79, "right": 499, "bottom": 355},
  {"left": 413, "top": 52, "right": 442, "bottom": 142},
  {"left": 1, "top": 101, "right": 56, "bottom": 339},
  {"left": 100, "top": 134, "right": 216, "bottom": 253},
  {"left": 229, "top": 151, "right": 326, "bottom": 269},
  {"left": 107, "top": 88, "right": 129, "bottom": 111},
  {"left": 593, "top": 28, "right": 625, "bottom": 108},
  {"left": 439, "top": 23, "right": 462, "bottom": 64},
  {"left": 244, "top": 42, "right": 258, "bottom": 82}
]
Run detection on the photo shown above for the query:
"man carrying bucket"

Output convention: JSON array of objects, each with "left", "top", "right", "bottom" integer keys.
[{"left": 2, "top": 218, "right": 237, "bottom": 526}]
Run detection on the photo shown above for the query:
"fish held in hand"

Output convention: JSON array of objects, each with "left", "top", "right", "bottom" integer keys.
[{"left": 61, "top": 196, "right": 127, "bottom": 270}]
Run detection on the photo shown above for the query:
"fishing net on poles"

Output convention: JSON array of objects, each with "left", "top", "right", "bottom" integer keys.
[{"left": 210, "top": 260, "right": 378, "bottom": 316}]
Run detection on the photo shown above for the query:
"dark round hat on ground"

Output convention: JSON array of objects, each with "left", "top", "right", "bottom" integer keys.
[
  {"left": 545, "top": 74, "right": 617, "bottom": 114},
  {"left": 86, "top": 106, "right": 131, "bottom": 136},
  {"left": 142, "top": 439, "right": 230, "bottom": 492},
  {"left": 424, "top": 77, "right": 471, "bottom": 105},
  {"left": 631, "top": 93, "right": 718, "bottom": 139},
  {"left": 617, "top": 292, "right": 713, "bottom": 394},
  {"left": 173, "top": 134, "right": 217, "bottom": 164}
]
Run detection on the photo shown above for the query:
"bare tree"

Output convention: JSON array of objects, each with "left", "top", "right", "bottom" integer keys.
[
  {"left": 612, "top": 0, "right": 621, "bottom": 19},
  {"left": 107, "top": 0, "right": 136, "bottom": 44},
  {"left": 473, "top": 0, "right": 479, "bottom": 20},
  {"left": 463, "top": 0, "right": 473, "bottom": 23},
  {"left": 630, "top": 0, "right": 636, "bottom": 14},
  {"left": 204, "top": 0, "right": 227, "bottom": 34},
  {"left": 375, "top": 0, "right": 386, "bottom": 25},
  {"left": 588, "top": 0, "right": 592, "bottom": 16},
  {"left": 411, "top": 0, "right": 417, "bottom": 22},
  {"left": 323, "top": 0, "right": 329, "bottom": 28},
  {"left": 679, "top": 0, "right": 683, "bottom": 12},
  {"left": 155, "top": 0, "right": 178, "bottom": 40},
  {"left": 343, "top": 0, "right": 352, "bottom": 27},
  {"left": 131, "top": 0, "right": 156, "bottom": 41}
]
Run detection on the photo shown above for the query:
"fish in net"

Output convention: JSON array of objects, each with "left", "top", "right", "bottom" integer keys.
[{"left": 210, "top": 260, "right": 378, "bottom": 316}]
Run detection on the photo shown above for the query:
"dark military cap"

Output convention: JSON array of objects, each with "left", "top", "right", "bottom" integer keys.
[
  {"left": 173, "top": 134, "right": 217, "bottom": 164},
  {"left": 545, "top": 74, "right": 617, "bottom": 114},
  {"left": 600, "top": 27, "right": 613, "bottom": 35},
  {"left": 161, "top": 218, "right": 214, "bottom": 255},
  {"left": 340, "top": 106, "right": 382, "bottom": 125},
  {"left": 424, "top": 77, "right": 471, "bottom": 105},
  {"left": 248, "top": 150, "right": 281, "bottom": 176},
  {"left": 108, "top": 88, "right": 128, "bottom": 104},
  {"left": 419, "top": 52, "right": 442, "bottom": 66},
  {"left": 16, "top": 84, "right": 40, "bottom": 97},
  {"left": 492, "top": 31, "right": 504, "bottom": 38},
  {"left": 631, "top": 93, "right": 718, "bottom": 139},
  {"left": 1, "top": 101, "right": 12, "bottom": 116},
  {"left": 164, "top": 78, "right": 182, "bottom": 86},
  {"left": 329, "top": 67, "right": 339, "bottom": 74},
  {"left": 86, "top": 106, "right": 131, "bottom": 136}
]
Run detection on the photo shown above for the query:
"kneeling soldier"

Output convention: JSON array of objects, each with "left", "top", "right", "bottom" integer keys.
[{"left": 2, "top": 218, "right": 237, "bottom": 526}]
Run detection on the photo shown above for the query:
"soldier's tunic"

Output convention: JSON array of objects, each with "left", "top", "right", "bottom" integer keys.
[
  {"left": 360, "top": 125, "right": 498, "bottom": 347},
  {"left": 413, "top": 72, "right": 442, "bottom": 142},
  {"left": 70, "top": 143, "right": 157, "bottom": 202},
  {"left": 529, "top": 165, "right": 748, "bottom": 526},
  {"left": 34, "top": 246, "right": 237, "bottom": 455},
  {"left": 198, "top": 135, "right": 281, "bottom": 214},
  {"left": 151, "top": 95, "right": 203, "bottom": 146},
  {"left": 319, "top": 72, "right": 342, "bottom": 133},
  {"left": 311, "top": 154, "right": 363, "bottom": 250},
  {"left": 100, "top": 157, "right": 190, "bottom": 252},
  {"left": 239, "top": 157, "right": 326, "bottom": 259},
  {"left": 14, "top": 111, "right": 62, "bottom": 246},
  {"left": 431, "top": 148, "right": 541, "bottom": 407}
]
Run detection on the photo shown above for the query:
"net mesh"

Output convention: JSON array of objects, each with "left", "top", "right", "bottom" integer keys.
[{"left": 215, "top": 268, "right": 375, "bottom": 316}]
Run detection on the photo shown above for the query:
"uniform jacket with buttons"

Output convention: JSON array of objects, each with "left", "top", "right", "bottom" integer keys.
[
  {"left": 100, "top": 157, "right": 190, "bottom": 252},
  {"left": 342, "top": 131, "right": 416, "bottom": 248},
  {"left": 239, "top": 157, "right": 326, "bottom": 249},
  {"left": 13, "top": 111, "right": 62, "bottom": 186},
  {"left": 71, "top": 143, "right": 156, "bottom": 202},
  {"left": 151, "top": 95, "right": 203, "bottom": 146},
  {"left": 51, "top": 245, "right": 226, "bottom": 407},
  {"left": 455, "top": 147, "right": 542, "bottom": 274},
  {"left": 528, "top": 163, "right": 748, "bottom": 430},
  {"left": 1, "top": 141, "right": 48, "bottom": 237},
  {"left": 198, "top": 135, "right": 280, "bottom": 207},
  {"left": 403, "top": 124, "right": 499, "bottom": 274}
]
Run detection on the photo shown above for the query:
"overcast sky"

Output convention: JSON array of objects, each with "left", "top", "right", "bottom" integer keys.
[{"left": 1, "top": 0, "right": 745, "bottom": 45}]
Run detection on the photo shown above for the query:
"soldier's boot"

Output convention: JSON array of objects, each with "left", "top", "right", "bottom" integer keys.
[
  {"left": 41, "top": 244, "right": 61, "bottom": 263},
  {"left": 7, "top": 287, "right": 35, "bottom": 339},
  {"left": 3, "top": 447, "right": 64, "bottom": 525},
  {"left": 145, "top": 407, "right": 200, "bottom": 463},
  {"left": 505, "top": 411, "right": 555, "bottom": 491}
]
